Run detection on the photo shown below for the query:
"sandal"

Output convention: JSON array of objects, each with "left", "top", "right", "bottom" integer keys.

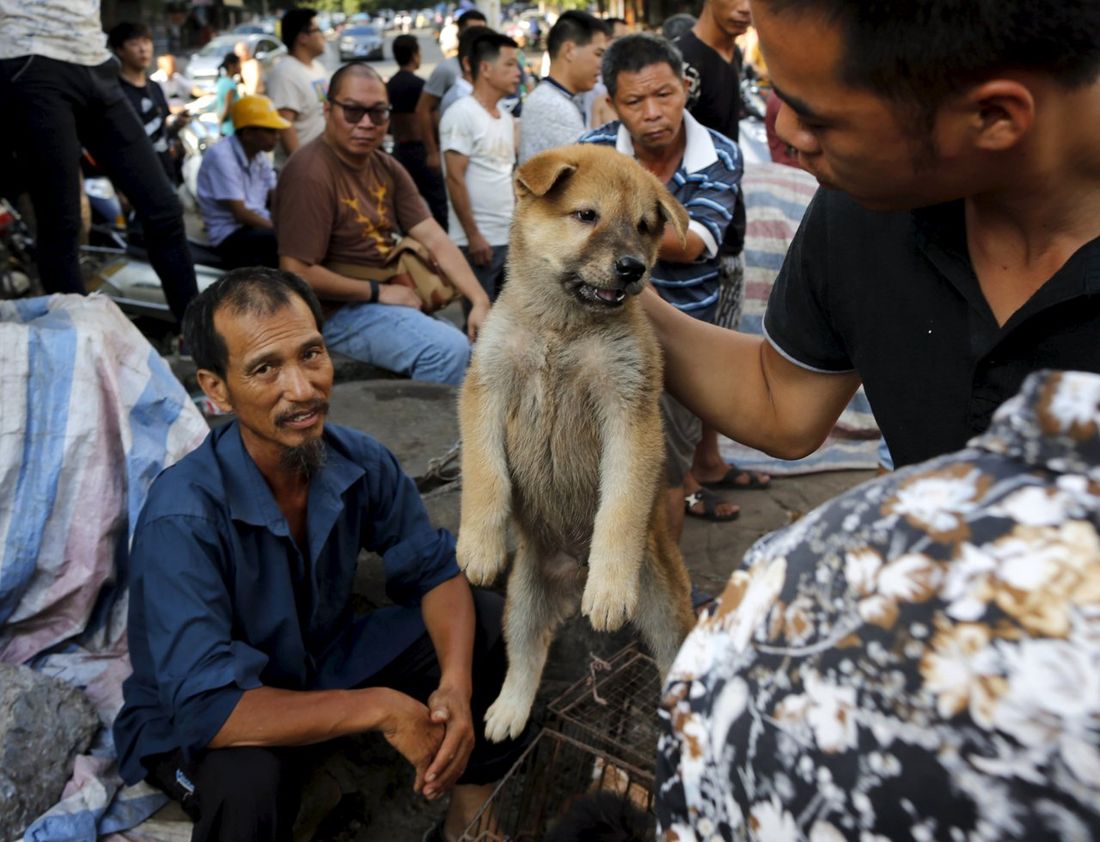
[
  {"left": 702, "top": 465, "right": 771, "bottom": 491},
  {"left": 684, "top": 488, "right": 740, "bottom": 522}
]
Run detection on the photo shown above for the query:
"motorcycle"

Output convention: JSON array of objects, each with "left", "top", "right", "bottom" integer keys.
[{"left": 0, "top": 198, "right": 37, "bottom": 300}]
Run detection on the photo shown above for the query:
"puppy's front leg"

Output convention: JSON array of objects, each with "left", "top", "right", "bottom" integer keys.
[
  {"left": 457, "top": 371, "right": 512, "bottom": 586},
  {"left": 581, "top": 402, "right": 664, "bottom": 631}
]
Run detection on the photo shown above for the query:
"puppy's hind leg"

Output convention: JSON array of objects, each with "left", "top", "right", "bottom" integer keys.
[
  {"left": 632, "top": 528, "right": 696, "bottom": 679},
  {"left": 484, "top": 533, "right": 581, "bottom": 743}
]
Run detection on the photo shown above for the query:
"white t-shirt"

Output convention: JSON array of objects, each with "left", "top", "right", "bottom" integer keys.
[
  {"left": 151, "top": 69, "right": 196, "bottom": 108},
  {"left": 0, "top": 0, "right": 110, "bottom": 65},
  {"left": 439, "top": 96, "right": 516, "bottom": 247},
  {"left": 265, "top": 57, "right": 330, "bottom": 165}
]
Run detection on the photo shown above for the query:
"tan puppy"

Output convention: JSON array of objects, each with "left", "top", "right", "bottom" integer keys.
[{"left": 457, "top": 144, "right": 697, "bottom": 743}]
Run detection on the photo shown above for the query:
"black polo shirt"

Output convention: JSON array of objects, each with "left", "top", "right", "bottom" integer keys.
[{"left": 763, "top": 188, "right": 1100, "bottom": 467}]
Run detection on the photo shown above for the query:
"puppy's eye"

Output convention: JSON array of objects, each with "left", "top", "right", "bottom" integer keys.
[
  {"left": 573, "top": 209, "right": 599, "bottom": 224},
  {"left": 638, "top": 218, "right": 650, "bottom": 235}
]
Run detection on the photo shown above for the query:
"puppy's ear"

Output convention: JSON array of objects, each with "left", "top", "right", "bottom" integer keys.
[
  {"left": 656, "top": 190, "right": 690, "bottom": 248},
  {"left": 515, "top": 150, "right": 577, "bottom": 199}
]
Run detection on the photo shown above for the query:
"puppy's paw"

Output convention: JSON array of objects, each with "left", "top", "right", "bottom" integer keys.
[
  {"left": 456, "top": 529, "right": 507, "bottom": 586},
  {"left": 483, "top": 692, "right": 532, "bottom": 743},
  {"left": 581, "top": 571, "right": 639, "bottom": 632}
]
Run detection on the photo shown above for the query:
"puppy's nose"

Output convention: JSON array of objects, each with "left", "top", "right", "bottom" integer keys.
[{"left": 615, "top": 256, "right": 646, "bottom": 284}]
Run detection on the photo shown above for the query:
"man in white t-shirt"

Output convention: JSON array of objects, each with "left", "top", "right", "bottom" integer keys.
[
  {"left": 440, "top": 31, "right": 521, "bottom": 304},
  {"left": 265, "top": 8, "right": 330, "bottom": 166}
]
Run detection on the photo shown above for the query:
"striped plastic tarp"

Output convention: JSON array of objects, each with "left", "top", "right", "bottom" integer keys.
[
  {"left": 1, "top": 294, "right": 208, "bottom": 841},
  {"left": 719, "top": 161, "right": 881, "bottom": 474}
]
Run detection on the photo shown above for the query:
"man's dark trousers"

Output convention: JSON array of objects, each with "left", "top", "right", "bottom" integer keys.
[
  {"left": 0, "top": 55, "right": 198, "bottom": 324},
  {"left": 146, "top": 589, "right": 525, "bottom": 842}
]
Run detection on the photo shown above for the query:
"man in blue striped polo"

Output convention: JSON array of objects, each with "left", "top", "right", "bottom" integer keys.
[{"left": 580, "top": 33, "right": 743, "bottom": 537}]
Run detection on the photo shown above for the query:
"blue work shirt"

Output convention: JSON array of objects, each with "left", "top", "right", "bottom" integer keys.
[
  {"left": 196, "top": 134, "right": 277, "bottom": 246},
  {"left": 113, "top": 421, "right": 459, "bottom": 784},
  {"left": 580, "top": 111, "right": 743, "bottom": 322}
]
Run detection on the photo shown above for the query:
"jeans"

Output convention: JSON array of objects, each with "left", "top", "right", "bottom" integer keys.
[
  {"left": 459, "top": 244, "right": 508, "bottom": 304},
  {"left": 0, "top": 55, "right": 197, "bottom": 324},
  {"left": 323, "top": 300, "right": 470, "bottom": 386}
]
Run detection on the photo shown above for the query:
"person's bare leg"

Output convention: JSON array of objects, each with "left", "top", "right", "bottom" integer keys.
[
  {"left": 691, "top": 425, "right": 771, "bottom": 487},
  {"left": 444, "top": 783, "right": 495, "bottom": 840}
]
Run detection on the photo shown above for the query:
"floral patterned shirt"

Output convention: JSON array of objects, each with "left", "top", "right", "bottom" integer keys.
[{"left": 658, "top": 370, "right": 1100, "bottom": 841}]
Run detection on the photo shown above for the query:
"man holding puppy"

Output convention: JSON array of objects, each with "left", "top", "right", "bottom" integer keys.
[
  {"left": 274, "top": 62, "right": 490, "bottom": 386},
  {"left": 580, "top": 33, "right": 744, "bottom": 535},
  {"left": 645, "top": 0, "right": 1100, "bottom": 470},
  {"left": 114, "top": 268, "right": 524, "bottom": 842}
]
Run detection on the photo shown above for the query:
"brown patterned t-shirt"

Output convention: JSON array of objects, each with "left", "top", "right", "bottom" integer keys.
[{"left": 274, "top": 136, "right": 431, "bottom": 269}]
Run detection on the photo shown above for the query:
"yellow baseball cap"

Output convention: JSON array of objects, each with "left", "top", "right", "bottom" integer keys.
[{"left": 231, "top": 95, "right": 291, "bottom": 130}]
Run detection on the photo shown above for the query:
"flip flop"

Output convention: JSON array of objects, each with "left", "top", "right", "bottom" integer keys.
[
  {"left": 684, "top": 488, "right": 740, "bottom": 522},
  {"left": 703, "top": 465, "right": 772, "bottom": 491}
]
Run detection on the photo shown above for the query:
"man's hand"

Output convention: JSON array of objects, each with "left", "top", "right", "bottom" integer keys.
[
  {"left": 378, "top": 283, "right": 425, "bottom": 310},
  {"left": 467, "top": 233, "right": 493, "bottom": 268},
  {"left": 380, "top": 689, "right": 445, "bottom": 795},
  {"left": 421, "top": 683, "right": 476, "bottom": 800},
  {"left": 466, "top": 299, "right": 489, "bottom": 342}
]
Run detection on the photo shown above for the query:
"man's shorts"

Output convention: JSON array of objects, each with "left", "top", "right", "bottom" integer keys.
[{"left": 661, "top": 391, "right": 703, "bottom": 488}]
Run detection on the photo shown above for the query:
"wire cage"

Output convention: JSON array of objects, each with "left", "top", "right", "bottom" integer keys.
[
  {"left": 545, "top": 644, "right": 664, "bottom": 775},
  {"left": 458, "top": 729, "right": 656, "bottom": 842}
]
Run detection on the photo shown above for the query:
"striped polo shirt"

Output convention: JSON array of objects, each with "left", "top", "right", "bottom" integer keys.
[{"left": 579, "top": 110, "right": 742, "bottom": 321}]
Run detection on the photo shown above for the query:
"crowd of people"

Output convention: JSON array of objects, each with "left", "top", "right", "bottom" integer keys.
[{"left": 2, "top": 0, "right": 1100, "bottom": 839}]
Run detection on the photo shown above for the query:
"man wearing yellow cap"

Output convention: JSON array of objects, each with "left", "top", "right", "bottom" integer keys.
[{"left": 196, "top": 95, "right": 289, "bottom": 268}]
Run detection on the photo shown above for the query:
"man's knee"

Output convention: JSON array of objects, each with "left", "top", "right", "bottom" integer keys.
[
  {"left": 415, "top": 325, "right": 470, "bottom": 385},
  {"left": 193, "top": 746, "right": 300, "bottom": 832}
]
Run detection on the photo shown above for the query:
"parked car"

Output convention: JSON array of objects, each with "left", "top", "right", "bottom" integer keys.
[
  {"left": 187, "top": 33, "right": 287, "bottom": 92},
  {"left": 339, "top": 25, "right": 385, "bottom": 61}
]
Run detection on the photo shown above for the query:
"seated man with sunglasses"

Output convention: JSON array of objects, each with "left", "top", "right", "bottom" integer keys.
[{"left": 274, "top": 62, "right": 490, "bottom": 386}]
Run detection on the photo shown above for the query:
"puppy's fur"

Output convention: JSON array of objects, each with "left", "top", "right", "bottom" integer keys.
[{"left": 457, "top": 145, "right": 696, "bottom": 743}]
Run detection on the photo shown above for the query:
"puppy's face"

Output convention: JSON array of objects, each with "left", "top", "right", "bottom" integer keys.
[{"left": 512, "top": 145, "right": 690, "bottom": 314}]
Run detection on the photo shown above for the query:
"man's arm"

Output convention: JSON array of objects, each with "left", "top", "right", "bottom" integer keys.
[
  {"left": 222, "top": 199, "right": 273, "bottom": 230},
  {"left": 280, "top": 254, "right": 424, "bottom": 309},
  {"left": 209, "top": 685, "right": 443, "bottom": 792},
  {"left": 277, "top": 108, "right": 301, "bottom": 155},
  {"left": 418, "top": 575, "right": 477, "bottom": 800},
  {"left": 443, "top": 151, "right": 491, "bottom": 266},
  {"left": 658, "top": 225, "right": 707, "bottom": 263},
  {"left": 407, "top": 215, "right": 491, "bottom": 340},
  {"left": 415, "top": 91, "right": 443, "bottom": 169},
  {"left": 641, "top": 288, "right": 861, "bottom": 459}
]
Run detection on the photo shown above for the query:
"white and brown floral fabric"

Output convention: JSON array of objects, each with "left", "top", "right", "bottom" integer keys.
[{"left": 657, "top": 370, "right": 1100, "bottom": 841}]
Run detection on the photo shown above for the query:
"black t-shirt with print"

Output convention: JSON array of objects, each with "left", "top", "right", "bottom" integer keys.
[{"left": 119, "top": 76, "right": 175, "bottom": 182}]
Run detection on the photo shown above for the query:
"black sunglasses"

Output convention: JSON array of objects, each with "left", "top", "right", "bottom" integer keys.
[{"left": 329, "top": 99, "right": 393, "bottom": 126}]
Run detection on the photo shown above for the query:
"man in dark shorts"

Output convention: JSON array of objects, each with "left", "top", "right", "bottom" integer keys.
[{"left": 387, "top": 34, "right": 449, "bottom": 229}]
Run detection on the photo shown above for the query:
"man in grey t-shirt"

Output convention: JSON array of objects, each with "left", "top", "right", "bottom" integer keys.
[
  {"left": 519, "top": 11, "right": 609, "bottom": 164},
  {"left": 414, "top": 8, "right": 486, "bottom": 172}
]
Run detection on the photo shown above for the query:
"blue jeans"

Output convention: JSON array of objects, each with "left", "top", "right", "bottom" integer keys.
[{"left": 323, "top": 301, "right": 470, "bottom": 386}]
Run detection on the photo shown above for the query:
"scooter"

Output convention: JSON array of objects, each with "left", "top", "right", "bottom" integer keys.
[{"left": 0, "top": 198, "right": 37, "bottom": 300}]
